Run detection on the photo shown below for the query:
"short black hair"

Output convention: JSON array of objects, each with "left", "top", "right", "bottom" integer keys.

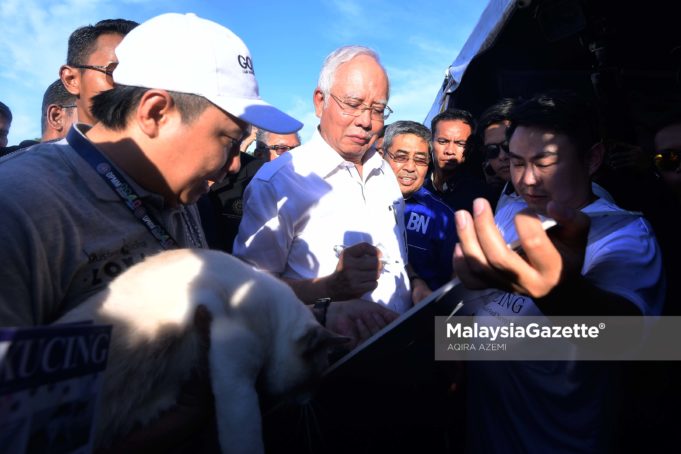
[
  {"left": 66, "top": 19, "right": 138, "bottom": 66},
  {"left": 507, "top": 91, "right": 599, "bottom": 155},
  {"left": 0, "top": 101, "right": 12, "bottom": 122},
  {"left": 476, "top": 98, "right": 521, "bottom": 138},
  {"left": 90, "top": 85, "right": 213, "bottom": 130},
  {"left": 430, "top": 108, "right": 476, "bottom": 137},
  {"left": 41, "top": 80, "right": 77, "bottom": 134}
]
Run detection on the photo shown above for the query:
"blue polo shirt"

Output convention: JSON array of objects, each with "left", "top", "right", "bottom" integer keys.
[{"left": 404, "top": 186, "right": 457, "bottom": 290}]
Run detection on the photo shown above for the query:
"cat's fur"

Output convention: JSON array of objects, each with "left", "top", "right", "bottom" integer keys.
[{"left": 56, "top": 248, "right": 341, "bottom": 454}]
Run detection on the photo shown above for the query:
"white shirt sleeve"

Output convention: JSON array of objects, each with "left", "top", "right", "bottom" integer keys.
[
  {"left": 232, "top": 178, "right": 292, "bottom": 276},
  {"left": 584, "top": 216, "right": 665, "bottom": 316}
]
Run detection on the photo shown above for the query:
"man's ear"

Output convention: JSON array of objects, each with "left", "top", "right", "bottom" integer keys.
[
  {"left": 134, "top": 90, "right": 174, "bottom": 138},
  {"left": 587, "top": 142, "right": 605, "bottom": 176},
  {"left": 46, "top": 104, "right": 65, "bottom": 132},
  {"left": 59, "top": 65, "right": 80, "bottom": 96},
  {"left": 313, "top": 88, "right": 325, "bottom": 119}
]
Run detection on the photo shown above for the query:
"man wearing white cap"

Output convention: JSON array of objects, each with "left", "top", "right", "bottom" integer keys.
[{"left": 0, "top": 12, "right": 302, "bottom": 327}]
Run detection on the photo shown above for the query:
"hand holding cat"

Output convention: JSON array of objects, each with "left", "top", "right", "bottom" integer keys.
[{"left": 326, "top": 242, "right": 382, "bottom": 301}]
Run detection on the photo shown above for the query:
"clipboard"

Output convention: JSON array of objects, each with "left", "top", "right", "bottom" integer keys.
[
  {"left": 262, "top": 280, "right": 482, "bottom": 454},
  {"left": 322, "top": 278, "right": 492, "bottom": 383}
]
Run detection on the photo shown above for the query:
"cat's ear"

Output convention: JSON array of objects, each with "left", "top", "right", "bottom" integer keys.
[{"left": 301, "top": 325, "right": 350, "bottom": 358}]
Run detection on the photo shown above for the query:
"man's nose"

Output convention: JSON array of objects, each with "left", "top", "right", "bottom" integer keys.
[
  {"left": 224, "top": 153, "right": 241, "bottom": 175},
  {"left": 521, "top": 165, "right": 538, "bottom": 185},
  {"left": 403, "top": 157, "right": 417, "bottom": 171},
  {"left": 354, "top": 107, "right": 373, "bottom": 129}
]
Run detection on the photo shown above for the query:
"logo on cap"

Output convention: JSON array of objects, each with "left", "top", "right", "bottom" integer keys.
[{"left": 237, "top": 55, "right": 254, "bottom": 75}]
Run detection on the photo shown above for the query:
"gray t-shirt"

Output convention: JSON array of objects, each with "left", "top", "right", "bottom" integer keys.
[{"left": 0, "top": 126, "right": 205, "bottom": 326}]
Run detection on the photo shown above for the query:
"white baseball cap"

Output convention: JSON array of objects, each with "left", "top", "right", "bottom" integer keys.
[{"left": 113, "top": 12, "right": 302, "bottom": 134}]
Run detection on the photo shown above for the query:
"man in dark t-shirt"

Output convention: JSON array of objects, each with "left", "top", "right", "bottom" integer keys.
[{"left": 199, "top": 152, "right": 264, "bottom": 252}]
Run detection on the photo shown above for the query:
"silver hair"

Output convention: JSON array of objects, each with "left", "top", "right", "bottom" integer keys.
[
  {"left": 317, "top": 45, "right": 388, "bottom": 106},
  {"left": 255, "top": 129, "right": 301, "bottom": 147},
  {"left": 255, "top": 128, "right": 270, "bottom": 145},
  {"left": 383, "top": 120, "right": 432, "bottom": 155}
]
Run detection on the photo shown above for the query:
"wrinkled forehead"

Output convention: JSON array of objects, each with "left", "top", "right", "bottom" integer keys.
[
  {"left": 267, "top": 132, "right": 300, "bottom": 146},
  {"left": 331, "top": 55, "right": 389, "bottom": 101},
  {"left": 391, "top": 133, "right": 430, "bottom": 152}
]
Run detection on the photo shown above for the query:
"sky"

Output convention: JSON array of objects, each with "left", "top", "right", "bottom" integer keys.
[{"left": 0, "top": 0, "right": 487, "bottom": 146}]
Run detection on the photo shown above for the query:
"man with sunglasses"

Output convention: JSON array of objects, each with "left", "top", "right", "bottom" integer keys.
[
  {"left": 654, "top": 113, "right": 681, "bottom": 205},
  {"left": 253, "top": 129, "right": 301, "bottom": 161},
  {"left": 476, "top": 98, "right": 520, "bottom": 211},
  {"left": 481, "top": 137, "right": 510, "bottom": 185},
  {"left": 383, "top": 121, "right": 456, "bottom": 294},
  {"left": 60, "top": 19, "right": 138, "bottom": 126},
  {"left": 235, "top": 46, "right": 408, "bottom": 348}
]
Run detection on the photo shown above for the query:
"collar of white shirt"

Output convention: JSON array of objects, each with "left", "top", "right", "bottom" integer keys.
[{"left": 294, "top": 129, "right": 387, "bottom": 181}]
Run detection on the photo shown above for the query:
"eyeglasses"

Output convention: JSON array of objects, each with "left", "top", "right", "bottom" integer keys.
[
  {"left": 225, "top": 133, "right": 246, "bottom": 157},
  {"left": 59, "top": 104, "right": 77, "bottom": 109},
  {"left": 73, "top": 61, "right": 118, "bottom": 77},
  {"left": 484, "top": 141, "right": 509, "bottom": 160},
  {"left": 385, "top": 151, "right": 429, "bottom": 166},
  {"left": 329, "top": 93, "right": 392, "bottom": 121},
  {"left": 257, "top": 144, "right": 298, "bottom": 155},
  {"left": 654, "top": 150, "right": 681, "bottom": 172}
]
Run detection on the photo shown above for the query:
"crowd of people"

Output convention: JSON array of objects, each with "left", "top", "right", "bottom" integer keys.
[{"left": 1, "top": 10, "right": 679, "bottom": 454}]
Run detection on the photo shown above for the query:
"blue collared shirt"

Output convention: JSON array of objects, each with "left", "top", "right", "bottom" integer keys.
[{"left": 404, "top": 186, "right": 457, "bottom": 290}]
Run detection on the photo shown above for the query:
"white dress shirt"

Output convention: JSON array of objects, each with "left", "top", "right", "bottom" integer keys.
[{"left": 234, "top": 129, "right": 412, "bottom": 313}]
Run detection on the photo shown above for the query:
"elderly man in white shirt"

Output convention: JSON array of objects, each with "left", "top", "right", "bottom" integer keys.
[{"left": 234, "top": 46, "right": 419, "bottom": 344}]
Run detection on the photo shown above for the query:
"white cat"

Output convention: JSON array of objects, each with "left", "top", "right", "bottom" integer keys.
[{"left": 56, "top": 248, "right": 343, "bottom": 454}]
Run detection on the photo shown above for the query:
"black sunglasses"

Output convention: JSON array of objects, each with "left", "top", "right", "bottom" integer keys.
[
  {"left": 72, "top": 61, "right": 118, "bottom": 77},
  {"left": 654, "top": 150, "right": 681, "bottom": 172},
  {"left": 484, "top": 141, "right": 509, "bottom": 160}
]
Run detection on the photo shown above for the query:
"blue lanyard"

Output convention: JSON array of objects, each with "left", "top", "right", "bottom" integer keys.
[{"left": 67, "top": 127, "right": 178, "bottom": 250}]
